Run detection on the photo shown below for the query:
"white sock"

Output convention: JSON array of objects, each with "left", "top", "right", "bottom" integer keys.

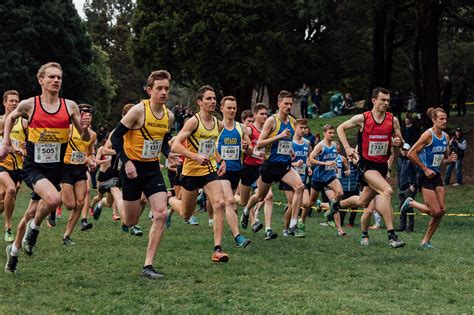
[
  {"left": 265, "top": 226, "right": 271, "bottom": 232},
  {"left": 10, "top": 244, "right": 19, "bottom": 256},
  {"left": 30, "top": 220, "right": 40, "bottom": 230},
  {"left": 243, "top": 207, "right": 249, "bottom": 215},
  {"left": 290, "top": 219, "right": 297, "bottom": 228}
]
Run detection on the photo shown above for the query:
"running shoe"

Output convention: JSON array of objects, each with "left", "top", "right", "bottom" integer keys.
[
  {"left": 80, "top": 220, "right": 93, "bottom": 231},
  {"left": 388, "top": 235, "right": 406, "bottom": 248},
  {"left": 47, "top": 216, "right": 56, "bottom": 228},
  {"left": 62, "top": 236, "right": 75, "bottom": 246},
  {"left": 251, "top": 222, "right": 263, "bottom": 233},
  {"left": 297, "top": 219, "right": 305, "bottom": 232},
  {"left": 289, "top": 226, "right": 305, "bottom": 238},
  {"left": 400, "top": 197, "right": 414, "bottom": 214},
  {"left": 234, "top": 235, "right": 251, "bottom": 248},
  {"left": 130, "top": 225, "right": 143, "bottom": 236},
  {"left": 5, "top": 245, "right": 18, "bottom": 273},
  {"left": 112, "top": 214, "right": 121, "bottom": 222},
  {"left": 324, "top": 211, "right": 335, "bottom": 226},
  {"left": 4, "top": 229, "right": 14, "bottom": 243},
  {"left": 315, "top": 199, "right": 322, "bottom": 212},
  {"left": 148, "top": 211, "right": 153, "bottom": 220},
  {"left": 142, "top": 265, "right": 164, "bottom": 279},
  {"left": 419, "top": 242, "right": 434, "bottom": 250},
  {"left": 185, "top": 215, "right": 199, "bottom": 225},
  {"left": 22, "top": 220, "right": 39, "bottom": 256},
  {"left": 211, "top": 250, "right": 229, "bottom": 262},
  {"left": 327, "top": 199, "right": 337, "bottom": 219},
  {"left": 93, "top": 203, "right": 103, "bottom": 220},
  {"left": 121, "top": 224, "right": 129, "bottom": 233},
  {"left": 282, "top": 229, "right": 289, "bottom": 237},
  {"left": 264, "top": 229, "right": 278, "bottom": 240},
  {"left": 360, "top": 236, "right": 369, "bottom": 246},
  {"left": 240, "top": 213, "right": 249, "bottom": 229}
]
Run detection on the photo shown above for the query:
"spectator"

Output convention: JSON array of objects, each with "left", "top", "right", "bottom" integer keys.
[
  {"left": 444, "top": 127, "right": 467, "bottom": 186},
  {"left": 298, "top": 83, "right": 310, "bottom": 119},
  {"left": 402, "top": 116, "right": 420, "bottom": 147},
  {"left": 330, "top": 93, "right": 344, "bottom": 115},
  {"left": 441, "top": 76, "right": 452, "bottom": 118},
  {"left": 391, "top": 91, "right": 403, "bottom": 122},
  {"left": 311, "top": 88, "right": 322, "bottom": 110},
  {"left": 407, "top": 92, "right": 416, "bottom": 115},
  {"left": 342, "top": 93, "right": 355, "bottom": 114},
  {"left": 456, "top": 74, "right": 468, "bottom": 116},
  {"left": 303, "top": 126, "right": 316, "bottom": 148},
  {"left": 396, "top": 143, "right": 416, "bottom": 232}
]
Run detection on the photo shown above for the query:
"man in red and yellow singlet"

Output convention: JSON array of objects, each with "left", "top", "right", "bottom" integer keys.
[
  {"left": 336, "top": 87, "right": 405, "bottom": 248},
  {"left": 60, "top": 104, "right": 97, "bottom": 245},
  {"left": 1, "top": 62, "right": 90, "bottom": 273},
  {"left": 111, "top": 70, "right": 175, "bottom": 279}
]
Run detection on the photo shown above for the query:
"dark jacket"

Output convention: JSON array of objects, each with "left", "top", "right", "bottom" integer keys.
[{"left": 397, "top": 155, "right": 416, "bottom": 190}]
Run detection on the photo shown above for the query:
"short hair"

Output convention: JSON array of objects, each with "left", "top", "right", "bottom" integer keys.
[
  {"left": 122, "top": 103, "right": 134, "bottom": 117},
  {"left": 220, "top": 96, "right": 236, "bottom": 107},
  {"left": 146, "top": 70, "right": 171, "bottom": 88},
  {"left": 3, "top": 90, "right": 19, "bottom": 103},
  {"left": 278, "top": 90, "right": 293, "bottom": 102},
  {"left": 323, "top": 124, "right": 335, "bottom": 132},
  {"left": 37, "top": 62, "right": 62, "bottom": 79},
  {"left": 241, "top": 110, "right": 253, "bottom": 122},
  {"left": 78, "top": 103, "right": 93, "bottom": 113},
  {"left": 295, "top": 118, "right": 307, "bottom": 127},
  {"left": 427, "top": 107, "right": 445, "bottom": 120},
  {"left": 252, "top": 102, "right": 268, "bottom": 114},
  {"left": 197, "top": 85, "right": 214, "bottom": 100},
  {"left": 371, "top": 87, "right": 390, "bottom": 99}
]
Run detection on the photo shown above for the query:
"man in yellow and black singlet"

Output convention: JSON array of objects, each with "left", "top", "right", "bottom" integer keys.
[
  {"left": 60, "top": 104, "right": 97, "bottom": 245},
  {"left": 111, "top": 70, "right": 174, "bottom": 279},
  {"left": 171, "top": 85, "right": 229, "bottom": 263},
  {"left": 0, "top": 90, "right": 27, "bottom": 242},
  {"left": 2, "top": 62, "right": 90, "bottom": 274}
]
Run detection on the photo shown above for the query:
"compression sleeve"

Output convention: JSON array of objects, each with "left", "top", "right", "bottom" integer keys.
[
  {"left": 111, "top": 123, "right": 130, "bottom": 163},
  {"left": 161, "top": 132, "right": 172, "bottom": 158}
]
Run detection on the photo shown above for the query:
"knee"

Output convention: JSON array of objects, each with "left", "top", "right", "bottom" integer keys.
[
  {"left": 45, "top": 194, "right": 62, "bottom": 209},
  {"left": 381, "top": 187, "right": 394, "bottom": 198},
  {"left": 152, "top": 207, "right": 167, "bottom": 221},
  {"left": 214, "top": 200, "right": 226, "bottom": 212},
  {"left": 295, "top": 183, "right": 304, "bottom": 194},
  {"left": 5, "top": 185, "right": 16, "bottom": 197},
  {"left": 264, "top": 191, "right": 273, "bottom": 203},
  {"left": 75, "top": 198, "right": 85, "bottom": 210}
]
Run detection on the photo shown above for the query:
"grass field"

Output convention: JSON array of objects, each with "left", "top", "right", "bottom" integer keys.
[{"left": 0, "top": 114, "right": 473, "bottom": 314}]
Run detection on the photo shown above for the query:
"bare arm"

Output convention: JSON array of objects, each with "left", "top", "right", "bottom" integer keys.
[
  {"left": 241, "top": 123, "right": 253, "bottom": 155},
  {"left": 407, "top": 131, "right": 433, "bottom": 175},
  {"left": 392, "top": 117, "right": 404, "bottom": 147},
  {"left": 68, "top": 100, "right": 91, "bottom": 142},
  {"left": 102, "top": 132, "right": 116, "bottom": 156},
  {"left": 309, "top": 143, "right": 327, "bottom": 166},
  {"left": 336, "top": 114, "right": 363, "bottom": 157},
  {"left": 256, "top": 117, "right": 287, "bottom": 149},
  {"left": 171, "top": 116, "right": 200, "bottom": 160}
]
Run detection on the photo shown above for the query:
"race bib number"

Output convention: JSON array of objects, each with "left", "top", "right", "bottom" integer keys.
[
  {"left": 325, "top": 165, "right": 335, "bottom": 171},
  {"left": 252, "top": 146, "right": 265, "bottom": 159},
  {"left": 295, "top": 164, "right": 306, "bottom": 175},
  {"left": 34, "top": 143, "right": 60, "bottom": 163},
  {"left": 432, "top": 154, "right": 443, "bottom": 167},
  {"left": 368, "top": 141, "right": 388, "bottom": 156},
  {"left": 277, "top": 141, "right": 292, "bottom": 155},
  {"left": 71, "top": 151, "right": 86, "bottom": 164},
  {"left": 337, "top": 167, "right": 342, "bottom": 178},
  {"left": 198, "top": 139, "right": 215, "bottom": 156},
  {"left": 221, "top": 145, "right": 240, "bottom": 160},
  {"left": 142, "top": 140, "right": 162, "bottom": 159}
]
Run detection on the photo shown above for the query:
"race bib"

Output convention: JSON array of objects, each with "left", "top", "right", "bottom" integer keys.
[
  {"left": 71, "top": 151, "right": 86, "bottom": 164},
  {"left": 432, "top": 154, "right": 443, "bottom": 167},
  {"left": 198, "top": 139, "right": 215, "bottom": 156},
  {"left": 11, "top": 139, "right": 19, "bottom": 148},
  {"left": 368, "top": 141, "right": 388, "bottom": 156},
  {"left": 142, "top": 140, "right": 162, "bottom": 159},
  {"left": 221, "top": 145, "right": 240, "bottom": 160},
  {"left": 295, "top": 164, "right": 306, "bottom": 175},
  {"left": 325, "top": 165, "right": 335, "bottom": 171},
  {"left": 34, "top": 143, "right": 60, "bottom": 163},
  {"left": 337, "top": 167, "right": 342, "bottom": 178},
  {"left": 252, "top": 146, "right": 265, "bottom": 160},
  {"left": 277, "top": 140, "right": 292, "bottom": 155}
]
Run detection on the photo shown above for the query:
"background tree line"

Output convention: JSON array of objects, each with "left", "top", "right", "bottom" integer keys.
[{"left": 0, "top": 0, "right": 472, "bottom": 127}]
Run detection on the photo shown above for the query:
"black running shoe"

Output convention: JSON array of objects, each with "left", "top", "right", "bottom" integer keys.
[
  {"left": 264, "top": 229, "right": 278, "bottom": 240},
  {"left": 240, "top": 213, "right": 249, "bottom": 229},
  {"left": 251, "top": 222, "right": 263, "bottom": 233},
  {"left": 5, "top": 245, "right": 18, "bottom": 273},
  {"left": 22, "top": 220, "right": 39, "bottom": 256},
  {"left": 142, "top": 265, "right": 164, "bottom": 279},
  {"left": 81, "top": 220, "right": 93, "bottom": 231},
  {"left": 62, "top": 236, "right": 75, "bottom": 246}
]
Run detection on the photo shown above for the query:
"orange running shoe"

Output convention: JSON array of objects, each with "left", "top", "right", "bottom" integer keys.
[
  {"left": 211, "top": 250, "right": 229, "bottom": 263},
  {"left": 56, "top": 206, "right": 62, "bottom": 219}
]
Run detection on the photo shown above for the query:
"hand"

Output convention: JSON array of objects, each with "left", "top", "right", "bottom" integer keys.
[
  {"left": 345, "top": 146, "right": 357, "bottom": 159},
  {"left": 450, "top": 152, "right": 458, "bottom": 162},
  {"left": 308, "top": 167, "right": 313, "bottom": 176},
  {"left": 193, "top": 154, "right": 210, "bottom": 166},
  {"left": 393, "top": 137, "right": 402, "bottom": 147},
  {"left": 217, "top": 160, "right": 226, "bottom": 177},
  {"left": 344, "top": 170, "right": 351, "bottom": 176},
  {"left": 424, "top": 168, "right": 436, "bottom": 179},
  {"left": 80, "top": 112, "right": 92, "bottom": 128},
  {"left": 278, "top": 128, "right": 291, "bottom": 140},
  {"left": 296, "top": 160, "right": 304, "bottom": 167},
  {"left": 290, "top": 150, "right": 296, "bottom": 160},
  {"left": 124, "top": 160, "right": 138, "bottom": 179},
  {"left": 168, "top": 153, "right": 182, "bottom": 167}
]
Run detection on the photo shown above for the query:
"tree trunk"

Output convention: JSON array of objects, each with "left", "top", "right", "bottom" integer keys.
[{"left": 368, "top": 3, "right": 387, "bottom": 109}]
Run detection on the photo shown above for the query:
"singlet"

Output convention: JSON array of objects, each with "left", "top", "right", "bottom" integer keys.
[
  {"left": 27, "top": 96, "right": 70, "bottom": 169},
  {"left": 312, "top": 141, "right": 338, "bottom": 182},
  {"left": 217, "top": 121, "right": 243, "bottom": 172},
  {"left": 292, "top": 138, "right": 309, "bottom": 182},
  {"left": 418, "top": 128, "right": 448, "bottom": 174},
  {"left": 0, "top": 118, "right": 27, "bottom": 171},
  {"left": 335, "top": 154, "right": 344, "bottom": 179},
  {"left": 123, "top": 100, "right": 169, "bottom": 162},
  {"left": 243, "top": 123, "right": 264, "bottom": 166},
  {"left": 266, "top": 114, "right": 295, "bottom": 164},
  {"left": 64, "top": 126, "right": 92, "bottom": 165},
  {"left": 340, "top": 161, "right": 359, "bottom": 192},
  {"left": 358, "top": 111, "right": 393, "bottom": 164},
  {"left": 182, "top": 113, "right": 219, "bottom": 176}
]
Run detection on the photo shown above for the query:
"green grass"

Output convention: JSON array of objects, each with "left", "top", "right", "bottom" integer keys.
[{"left": 0, "top": 182, "right": 473, "bottom": 314}]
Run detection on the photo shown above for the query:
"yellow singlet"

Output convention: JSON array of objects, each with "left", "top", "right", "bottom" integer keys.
[
  {"left": 182, "top": 114, "right": 219, "bottom": 176},
  {"left": 0, "top": 118, "right": 26, "bottom": 170},
  {"left": 123, "top": 100, "right": 169, "bottom": 162},
  {"left": 64, "top": 126, "right": 92, "bottom": 165}
]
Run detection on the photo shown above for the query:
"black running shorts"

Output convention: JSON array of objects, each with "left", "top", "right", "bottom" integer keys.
[
  {"left": 259, "top": 161, "right": 291, "bottom": 184},
  {"left": 120, "top": 161, "right": 167, "bottom": 201},
  {"left": 181, "top": 172, "right": 219, "bottom": 191},
  {"left": 61, "top": 164, "right": 88, "bottom": 185}
]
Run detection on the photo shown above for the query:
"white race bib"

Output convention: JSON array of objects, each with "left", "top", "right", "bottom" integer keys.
[
  {"left": 34, "top": 143, "right": 60, "bottom": 163},
  {"left": 142, "top": 140, "right": 162, "bottom": 159},
  {"left": 252, "top": 146, "right": 265, "bottom": 160},
  {"left": 432, "top": 154, "right": 443, "bottom": 167},
  {"left": 198, "top": 139, "right": 215, "bottom": 156},
  {"left": 71, "top": 151, "right": 86, "bottom": 164},
  {"left": 11, "top": 139, "right": 19, "bottom": 148},
  {"left": 277, "top": 140, "right": 292, "bottom": 155},
  {"left": 295, "top": 164, "right": 306, "bottom": 175},
  {"left": 337, "top": 167, "right": 342, "bottom": 178},
  {"left": 221, "top": 145, "right": 240, "bottom": 160},
  {"left": 368, "top": 141, "right": 388, "bottom": 156},
  {"left": 325, "top": 165, "right": 335, "bottom": 171}
]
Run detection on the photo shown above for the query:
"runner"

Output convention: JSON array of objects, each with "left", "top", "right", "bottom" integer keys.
[
  {"left": 241, "top": 90, "right": 305, "bottom": 237},
  {"left": 404, "top": 107, "right": 456, "bottom": 249},
  {"left": 0, "top": 90, "right": 27, "bottom": 242},
  {"left": 3, "top": 62, "right": 90, "bottom": 273},
  {"left": 170, "top": 85, "right": 229, "bottom": 262},
  {"left": 335, "top": 87, "right": 405, "bottom": 248},
  {"left": 110, "top": 70, "right": 174, "bottom": 278},
  {"left": 61, "top": 104, "right": 97, "bottom": 245}
]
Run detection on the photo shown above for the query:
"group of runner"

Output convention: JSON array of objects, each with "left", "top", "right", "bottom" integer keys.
[{"left": 0, "top": 63, "right": 457, "bottom": 279}]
